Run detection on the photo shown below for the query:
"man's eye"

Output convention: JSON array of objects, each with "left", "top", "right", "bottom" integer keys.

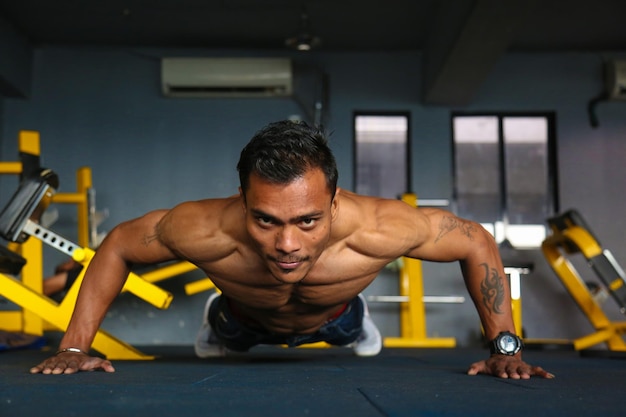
[
  {"left": 300, "top": 218, "right": 317, "bottom": 228},
  {"left": 257, "top": 217, "right": 273, "bottom": 226}
]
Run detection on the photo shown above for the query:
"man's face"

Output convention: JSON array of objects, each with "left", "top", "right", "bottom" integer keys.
[{"left": 240, "top": 168, "right": 338, "bottom": 284}]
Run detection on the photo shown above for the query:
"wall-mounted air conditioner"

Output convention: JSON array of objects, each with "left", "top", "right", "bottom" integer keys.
[
  {"left": 161, "top": 57, "right": 293, "bottom": 98},
  {"left": 606, "top": 60, "right": 626, "bottom": 100}
]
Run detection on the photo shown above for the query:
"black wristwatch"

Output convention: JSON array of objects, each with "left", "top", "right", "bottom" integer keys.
[{"left": 489, "top": 331, "right": 524, "bottom": 355}]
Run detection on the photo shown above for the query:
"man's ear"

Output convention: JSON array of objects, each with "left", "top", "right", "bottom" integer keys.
[{"left": 331, "top": 187, "right": 340, "bottom": 221}]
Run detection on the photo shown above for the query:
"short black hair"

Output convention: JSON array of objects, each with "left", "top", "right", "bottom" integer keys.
[{"left": 237, "top": 120, "right": 338, "bottom": 197}]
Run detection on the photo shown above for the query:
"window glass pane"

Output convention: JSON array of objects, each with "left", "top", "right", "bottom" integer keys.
[
  {"left": 355, "top": 115, "right": 408, "bottom": 199},
  {"left": 454, "top": 116, "right": 499, "bottom": 143},
  {"left": 503, "top": 117, "right": 548, "bottom": 247},
  {"left": 453, "top": 116, "right": 501, "bottom": 225}
]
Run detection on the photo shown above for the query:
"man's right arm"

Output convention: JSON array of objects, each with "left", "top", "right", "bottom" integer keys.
[{"left": 30, "top": 209, "right": 177, "bottom": 375}]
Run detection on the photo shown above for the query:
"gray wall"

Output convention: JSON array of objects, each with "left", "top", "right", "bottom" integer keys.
[{"left": 1, "top": 44, "right": 625, "bottom": 349}]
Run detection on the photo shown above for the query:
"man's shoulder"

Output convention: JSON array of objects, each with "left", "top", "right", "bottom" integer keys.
[
  {"left": 338, "top": 191, "right": 417, "bottom": 221},
  {"left": 335, "top": 192, "right": 422, "bottom": 241},
  {"left": 158, "top": 196, "right": 240, "bottom": 238},
  {"left": 160, "top": 196, "right": 243, "bottom": 261},
  {"left": 170, "top": 195, "right": 241, "bottom": 216}
]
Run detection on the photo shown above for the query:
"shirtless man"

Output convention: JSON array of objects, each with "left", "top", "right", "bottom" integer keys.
[{"left": 31, "top": 120, "right": 553, "bottom": 379}]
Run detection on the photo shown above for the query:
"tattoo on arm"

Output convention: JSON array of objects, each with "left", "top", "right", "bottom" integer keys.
[
  {"left": 435, "top": 216, "right": 476, "bottom": 243},
  {"left": 479, "top": 263, "right": 505, "bottom": 315},
  {"left": 141, "top": 224, "right": 161, "bottom": 247},
  {"left": 141, "top": 234, "right": 158, "bottom": 246}
]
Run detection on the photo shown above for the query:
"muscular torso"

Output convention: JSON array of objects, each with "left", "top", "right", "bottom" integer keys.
[
  {"left": 199, "top": 247, "right": 385, "bottom": 334},
  {"left": 160, "top": 191, "right": 426, "bottom": 335}
]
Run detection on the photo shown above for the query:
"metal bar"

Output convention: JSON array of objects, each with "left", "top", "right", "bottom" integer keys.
[
  {"left": 22, "top": 219, "right": 83, "bottom": 258},
  {"left": 403, "top": 196, "right": 451, "bottom": 207},
  {"left": 51, "top": 193, "right": 87, "bottom": 204},
  {"left": 418, "top": 199, "right": 450, "bottom": 207},
  {"left": 367, "top": 295, "right": 465, "bottom": 304},
  {"left": 0, "top": 162, "right": 23, "bottom": 174}
]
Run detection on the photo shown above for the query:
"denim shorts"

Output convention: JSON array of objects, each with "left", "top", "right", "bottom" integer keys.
[{"left": 208, "top": 295, "right": 364, "bottom": 352}]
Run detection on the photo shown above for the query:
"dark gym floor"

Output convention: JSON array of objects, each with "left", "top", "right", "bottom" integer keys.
[{"left": 1, "top": 344, "right": 624, "bottom": 417}]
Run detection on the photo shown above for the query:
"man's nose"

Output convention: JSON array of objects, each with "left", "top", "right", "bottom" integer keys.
[{"left": 275, "top": 226, "right": 301, "bottom": 253}]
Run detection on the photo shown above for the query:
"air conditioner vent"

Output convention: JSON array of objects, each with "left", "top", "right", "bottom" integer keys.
[{"left": 161, "top": 58, "right": 293, "bottom": 98}]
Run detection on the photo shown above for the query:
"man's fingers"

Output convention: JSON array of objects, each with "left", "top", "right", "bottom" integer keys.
[
  {"left": 29, "top": 365, "right": 43, "bottom": 374},
  {"left": 467, "top": 359, "right": 555, "bottom": 379},
  {"left": 467, "top": 360, "right": 487, "bottom": 376},
  {"left": 102, "top": 361, "right": 115, "bottom": 372},
  {"left": 532, "top": 366, "right": 555, "bottom": 379},
  {"left": 80, "top": 358, "right": 116, "bottom": 373},
  {"left": 30, "top": 354, "right": 116, "bottom": 375}
]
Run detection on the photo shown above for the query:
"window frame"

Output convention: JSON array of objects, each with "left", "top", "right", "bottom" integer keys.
[
  {"left": 352, "top": 111, "right": 412, "bottom": 197},
  {"left": 451, "top": 111, "right": 559, "bottom": 247}
]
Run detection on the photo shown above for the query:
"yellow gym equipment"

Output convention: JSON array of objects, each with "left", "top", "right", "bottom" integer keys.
[
  {"left": 542, "top": 209, "right": 626, "bottom": 351},
  {"left": 501, "top": 265, "right": 532, "bottom": 338},
  {"left": 0, "top": 166, "right": 174, "bottom": 359},
  {"left": 0, "top": 131, "right": 200, "bottom": 359}
]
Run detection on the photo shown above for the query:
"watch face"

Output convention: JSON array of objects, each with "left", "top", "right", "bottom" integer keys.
[{"left": 498, "top": 335, "right": 518, "bottom": 352}]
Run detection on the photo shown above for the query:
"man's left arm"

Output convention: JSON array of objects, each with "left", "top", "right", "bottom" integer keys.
[
  {"left": 405, "top": 208, "right": 554, "bottom": 379},
  {"left": 461, "top": 256, "right": 553, "bottom": 379}
]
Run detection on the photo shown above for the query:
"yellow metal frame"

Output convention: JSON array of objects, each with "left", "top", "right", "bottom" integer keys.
[
  {"left": 183, "top": 276, "right": 216, "bottom": 295},
  {"left": 503, "top": 267, "right": 527, "bottom": 338},
  {"left": 0, "top": 247, "right": 172, "bottom": 359},
  {"left": 51, "top": 166, "right": 92, "bottom": 248},
  {"left": 0, "top": 131, "right": 47, "bottom": 335},
  {"left": 384, "top": 193, "right": 456, "bottom": 348},
  {"left": 542, "top": 224, "right": 626, "bottom": 351}
]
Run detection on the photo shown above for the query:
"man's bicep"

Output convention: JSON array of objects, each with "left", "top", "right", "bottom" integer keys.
[{"left": 107, "top": 209, "right": 178, "bottom": 264}]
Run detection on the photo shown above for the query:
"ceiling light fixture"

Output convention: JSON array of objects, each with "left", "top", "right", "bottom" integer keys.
[{"left": 285, "top": 11, "right": 321, "bottom": 51}]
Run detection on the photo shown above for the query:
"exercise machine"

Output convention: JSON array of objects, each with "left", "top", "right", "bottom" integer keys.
[
  {"left": 542, "top": 209, "right": 626, "bottom": 351},
  {"left": 0, "top": 165, "right": 176, "bottom": 359},
  {"left": 0, "top": 131, "right": 177, "bottom": 359}
]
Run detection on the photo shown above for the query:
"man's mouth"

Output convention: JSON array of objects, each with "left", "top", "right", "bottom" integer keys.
[
  {"left": 269, "top": 256, "right": 308, "bottom": 272},
  {"left": 276, "top": 260, "right": 301, "bottom": 270}
]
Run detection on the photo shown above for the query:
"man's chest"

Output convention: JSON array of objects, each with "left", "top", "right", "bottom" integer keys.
[{"left": 203, "top": 258, "right": 379, "bottom": 310}]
